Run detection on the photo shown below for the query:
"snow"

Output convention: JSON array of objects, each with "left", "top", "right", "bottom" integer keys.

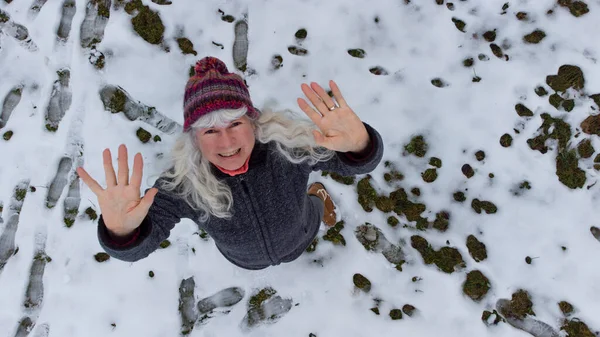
[{"left": 1, "top": 0, "right": 600, "bottom": 336}]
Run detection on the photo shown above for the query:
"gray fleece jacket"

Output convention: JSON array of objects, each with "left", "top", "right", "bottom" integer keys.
[{"left": 97, "top": 123, "right": 384, "bottom": 270}]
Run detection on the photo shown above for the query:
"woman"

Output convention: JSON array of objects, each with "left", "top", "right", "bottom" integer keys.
[{"left": 76, "top": 57, "right": 384, "bottom": 270}]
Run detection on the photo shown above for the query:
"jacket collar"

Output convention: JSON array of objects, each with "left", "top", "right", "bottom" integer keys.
[{"left": 210, "top": 141, "right": 269, "bottom": 179}]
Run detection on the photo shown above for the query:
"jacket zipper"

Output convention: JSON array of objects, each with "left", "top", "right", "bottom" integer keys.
[{"left": 240, "top": 177, "right": 276, "bottom": 264}]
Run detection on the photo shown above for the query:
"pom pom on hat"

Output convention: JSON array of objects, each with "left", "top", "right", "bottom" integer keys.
[{"left": 194, "top": 57, "right": 230, "bottom": 77}]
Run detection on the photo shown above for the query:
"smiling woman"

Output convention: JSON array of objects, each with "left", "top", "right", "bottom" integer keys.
[{"left": 76, "top": 56, "right": 384, "bottom": 270}]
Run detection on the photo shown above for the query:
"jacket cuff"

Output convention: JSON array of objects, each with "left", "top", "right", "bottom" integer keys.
[{"left": 98, "top": 215, "right": 150, "bottom": 249}]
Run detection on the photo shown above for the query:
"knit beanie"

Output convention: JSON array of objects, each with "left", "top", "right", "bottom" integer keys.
[{"left": 183, "top": 57, "right": 259, "bottom": 132}]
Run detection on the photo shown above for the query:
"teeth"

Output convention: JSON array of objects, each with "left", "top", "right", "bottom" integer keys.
[{"left": 220, "top": 149, "right": 240, "bottom": 157}]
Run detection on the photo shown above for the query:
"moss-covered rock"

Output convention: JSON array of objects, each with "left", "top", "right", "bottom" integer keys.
[
  {"left": 149, "top": 270, "right": 155, "bottom": 278},
  {"left": 577, "top": 139, "right": 594, "bottom": 158},
  {"left": 556, "top": 149, "right": 586, "bottom": 189},
  {"left": 429, "top": 157, "right": 442, "bottom": 168},
  {"left": 535, "top": 86, "right": 549, "bottom": 96},
  {"left": 561, "top": 319, "right": 595, "bottom": 337},
  {"left": 348, "top": 49, "right": 366, "bottom": 58},
  {"left": 389, "top": 309, "right": 403, "bottom": 320},
  {"left": 546, "top": 65, "right": 585, "bottom": 92},
  {"left": 466, "top": 235, "right": 487, "bottom": 262},
  {"left": 387, "top": 216, "right": 399, "bottom": 227},
  {"left": 305, "top": 238, "right": 318, "bottom": 253},
  {"left": 558, "top": 0, "right": 590, "bottom": 17},
  {"left": 288, "top": 46, "right": 308, "bottom": 56},
  {"left": 369, "top": 66, "right": 389, "bottom": 75},
  {"left": 159, "top": 240, "right": 170, "bottom": 248},
  {"left": 516, "top": 12, "right": 529, "bottom": 20},
  {"left": 527, "top": 113, "right": 572, "bottom": 153},
  {"left": 549, "top": 93, "right": 564, "bottom": 109},
  {"left": 490, "top": 43, "right": 503, "bottom": 58},
  {"left": 94, "top": 252, "right": 110, "bottom": 262},
  {"left": 375, "top": 196, "right": 395, "bottom": 213},
  {"left": 515, "top": 103, "right": 534, "bottom": 117},
  {"left": 323, "top": 220, "right": 346, "bottom": 246},
  {"left": 475, "top": 150, "right": 486, "bottom": 161},
  {"left": 3, "top": 130, "right": 13, "bottom": 141},
  {"left": 411, "top": 187, "right": 421, "bottom": 196},
  {"left": 500, "top": 133, "right": 513, "bottom": 147},
  {"left": 405, "top": 135, "right": 428, "bottom": 157},
  {"left": 499, "top": 290, "right": 535, "bottom": 320},
  {"left": 581, "top": 114, "right": 600, "bottom": 136},
  {"left": 558, "top": 301, "right": 574, "bottom": 315},
  {"left": 562, "top": 99, "right": 575, "bottom": 112},
  {"left": 357, "top": 176, "right": 377, "bottom": 212},
  {"left": 177, "top": 38, "right": 197, "bottom": 56},
  {"left": 463, "top": 270, "right": 491, "bottom": 301},
  {"left": 411, "top": 236, "right": 465, "bottom": 273},
  {"left": 483, "top": 30, "right": 496, "bottom": 42},
  {"left": 295, "top": 28, "right": 307, "bottom": 40},
  {"left": 471, "top": 199, "right": 498, "bottom": 214},
  {"left": 523, "top": 30, "right": 546, "bottom": 44},
  {"left": 422, "top": 168, "right": 438, "bottom": 183},
  {"left": 463, "top": 58, "right": 474, "bottom": 67},
  {"left": 353, "top": 273, "right": 371, "bottom": 292},
  {"left": 221, "top": 14, "right": 235, "bottom": 23},
  {"left": 462, "top": 164, "right": 474, "bottom": 178},
  {"left": 431, "top": 78, "right": 448, "bottom": 88},
  {"left": 453, "top": 191, "right": 466, "bottom": 202},
  {"left": 452, "top": 17, "right": 466, "bottom": 32}
]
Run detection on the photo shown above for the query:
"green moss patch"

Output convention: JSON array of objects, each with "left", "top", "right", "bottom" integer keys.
[
  {"left": 466, "top": 235, "right": 487, "bottom": 262},
  {"left": 387, "top": 216, "right": 399, "bottom": 227},
  {"left": 126, "top": 0, "right": 165, "bottom": 45},
  {"left": 322, "top": 171, "right": 356, "bottom": 185},
  {"left": 405, "top": 135, "right": 428, "bottom": 157},
  {"left": 453, "top": 191, "right": 466, "bottom": 202},
  {"left": 391, "top": 188, "right": 427, "bottom": 223},
  {"left": 483, "top": 30, "right": 496, "bottom": 42},
  {"left": 3, "top": 130, "right": 13, "bottom": 141},
  {"left": 558, "top": 301, "right": 574, "bottom": 315},
  {"left": 353, "top": 273, "right": 371, "bottom": 292},
  {"left": 431, "top": 78, "right": 448, "bottom": 88},
  {"left": 429, "top": 157, "right": 442, "bottom": 168},
  {"left": 475, "top": 150, "right": 486, "bottom": 161},
  {"left": 577, "top": 139, "right": 594, "bottom": 158},
  {"left": 527, "top": 113, "right": 572, "bottom": 153},
  {"left": 177, "top": 38, "right": 197, "bottom": 56},
  {"left": 369, "top": 66, "right": 389, "bottom": 75},
  {"left": 556, "top": 149, "right": 586, "bottom": 189},
  {"left": 411, "top": 187, "right": 421, "bottom": 196},
  {"left": 107, "top": 89, "right": 126, "bottom": 113},
  {"left": 463, "top": 58, "right": 474, "bottom": 67},
  {"left": 452, "top": 18, "right": 466, "bottom": 32},
  {"left": 581, "top": 114, "right": 600, "bottom": 136},
  {"left": 389, "top": 309, "right": 403, "bottom": 320},
  {"left": 348, "top": 49, "right": 366, "bottom": 58},
  {"left": 558, "top": 0, "right": 590, "bottom": 17},
  {"left": 499, "top": 289, "right": 535, "bottom": 320},
  {"left": 422, "top": 168, "right": 438, "bottom": 183},
  {"left": 471, "top": 199, "right": 498, "bottom": 214},
  {"left": 549, "top": 93, "right": 564, "bottom": 109},
  {"left": 516, "top": 12, "right": 529, "bottom": 20},
  {"left": 515, "top": 103, "right": 534, "bottom": 117},
  {"left": 288, "top": 46, "right": 308, "bottom": 56},
  {"left": 561, "top": 319, "right": 595, "bottom": 337},
  {"left": 490, "top": 44, "right": 503, "bottom": 58},
  {"left": 410, "top": 235, "right": 465, "bottom": 273},
  {"left": 482, "top": 310, "right": 504, "bottom": 325},
  {"left": 535, "top": 86, "right": 549, "bottom": 96},
  {"left": 523, "top": 30, "right": 546, "bottom": 43},
  {"left": 500, "top": 133, "right": 513, "bottom": 147},
  {"left": 94, "top": 252, "right": 110, "bottom": 262},
  {"left": 402, "top": 304, "right": 416, "bottom": 316},
  {"left": 463, "top": 270, "right": 491, "bottom": 301},
  {"left": 546, "top": 65, "right": 585, "bottom": 92},
  {"left": 15, "top": 188, "right": 27, "bottom": 201},
  {"left": 432, "top": 211, "right": 450, "bottom": 232},
  {"left": 85, "top": 207, "right": 98, "bottom": 220},
  {"left": 375, "top": 196, "right": 395, "bottom": 213},
  {"left": 159, "top": 240, "right": 171, "bottom": 248},
  {"left": 462, "top": 164, "right": 474, "bottom": 178},
  {"left": 271, "top": 55, "right": 283, "bottom": 70},
  {"left": 305, "top": 238, "right": 318, "bottom": 253},
  {"left": 323, "top": 220, "right": 346, "bottom": 246},
  {"left": 357, "top": 176, "right": 377, "bottom": 212},
  {"left": 295, "top": 28, "right": 307, "bottom": 40},
  {"left": 249, "top": 287, "right": 276, "bottom": 309},
  {"left": 136, "top": 127, "right": 151, "bottom": 143}
]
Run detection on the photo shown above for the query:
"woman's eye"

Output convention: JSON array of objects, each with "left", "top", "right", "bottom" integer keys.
[
  {"left": 204, "top": 130, "right": 215, "bottom": 134},
  {"left": 231, "top": 122, "right": 242, "bottom": 127}
]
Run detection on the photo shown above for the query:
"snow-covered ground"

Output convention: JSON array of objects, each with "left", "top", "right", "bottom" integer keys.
[{"left": 1, "top": 0, "right": 599, "bottom": 336}]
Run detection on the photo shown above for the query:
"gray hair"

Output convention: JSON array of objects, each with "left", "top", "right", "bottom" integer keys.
[{"left": 157, "top": 106, "right": 335, "bottom": 222}]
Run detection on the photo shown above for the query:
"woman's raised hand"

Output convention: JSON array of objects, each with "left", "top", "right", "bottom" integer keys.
[{"left": 76, "top": 144, "right": 158, "bottom": 237}]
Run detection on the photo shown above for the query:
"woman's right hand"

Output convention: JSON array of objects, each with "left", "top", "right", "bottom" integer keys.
[{"left": 76, "top": 144, "right": 158, "bottom": 237}]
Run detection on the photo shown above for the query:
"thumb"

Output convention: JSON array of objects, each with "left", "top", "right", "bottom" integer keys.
[{"left": 133, "top": 188, "right": 158, "bottom": 217}]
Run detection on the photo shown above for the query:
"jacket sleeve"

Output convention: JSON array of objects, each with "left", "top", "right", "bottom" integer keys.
[
  {"left": 97, "top": 177, "right": 195, "bottom": 262},
  {"left": 308, "top": 122, "right": 384, "bottom": 176}
]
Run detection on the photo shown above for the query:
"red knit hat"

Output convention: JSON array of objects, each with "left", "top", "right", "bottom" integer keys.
[{"left": 183, "top": 57, "right": 259, "bottom": 132}]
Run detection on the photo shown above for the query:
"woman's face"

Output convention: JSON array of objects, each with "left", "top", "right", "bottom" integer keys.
[{"left": 195, "top": 115, "right": 256, "bottom": 170}]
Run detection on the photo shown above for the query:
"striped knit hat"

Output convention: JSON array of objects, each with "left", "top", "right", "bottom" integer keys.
[{"left": 183, "top": 57, "right": 259, "bottom": 132}]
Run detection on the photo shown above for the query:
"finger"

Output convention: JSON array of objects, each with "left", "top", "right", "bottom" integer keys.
[
  {"left": 297, "top": 98, "right": 323, "bottom": 126},
  {"left": 329, "top": 80, "right": 348, "bottom": 108},
  {"left": 103, "top": 148, "right": 117, "bottom": 187},
  {"left": 301, "top": 83, "right": 330, "bottom": 115},
  {"left": 310, "top": 82, "right": 337, "bottom": 110},
  {"left": 76, "top": 167, "right": 104, "bottom": 195},
  {"left": 129, "top": 153, "right": 143, "bottom": 188},
  {"left": 118, "top": 144, "right": 129, "bottom": 185}
]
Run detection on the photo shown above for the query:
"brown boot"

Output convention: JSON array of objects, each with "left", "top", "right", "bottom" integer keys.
[{"left": 307, "top": 182, "right": 337, "bottom": 227}]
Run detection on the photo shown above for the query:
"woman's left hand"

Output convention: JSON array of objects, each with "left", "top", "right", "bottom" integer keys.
[{"left": 297, "top": 80, "right": 370, "bottom": 153}]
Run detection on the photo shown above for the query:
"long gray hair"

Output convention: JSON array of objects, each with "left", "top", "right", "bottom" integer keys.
[{"left": 157, "top": 106, "right": 335, "bottom": 222}]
